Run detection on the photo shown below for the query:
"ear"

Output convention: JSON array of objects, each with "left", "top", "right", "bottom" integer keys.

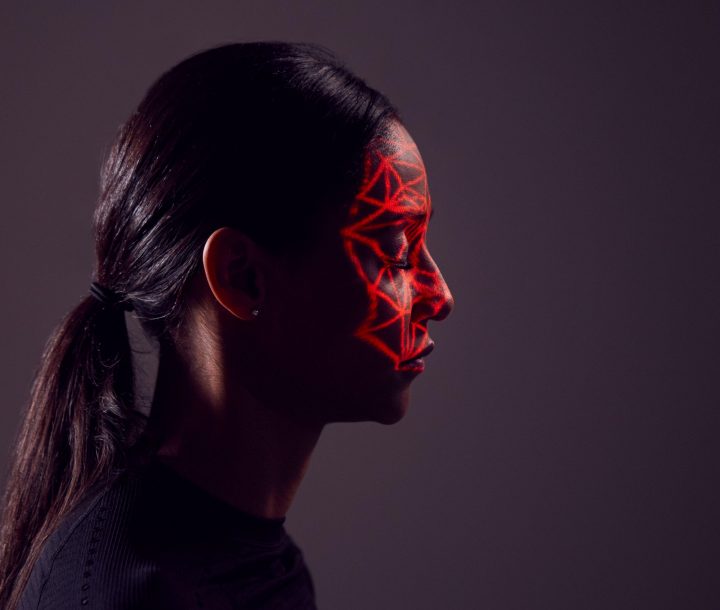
[{"left": 202, "top": 227, "right": 264, "bottom": 321}]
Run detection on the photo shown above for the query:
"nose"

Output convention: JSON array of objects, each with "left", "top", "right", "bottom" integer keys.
[
  {"left": 412, "top": 247, "right": 455, "bottom": 323},
  {"left": 430, "top": 270, "right": 454, "bottom": 322}
]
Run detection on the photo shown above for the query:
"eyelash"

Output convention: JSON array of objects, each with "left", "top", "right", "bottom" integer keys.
[
  {"left": 386, "top": 235, "right": 424, "bottom": 270},
  {"left": 389, "top": 258, "right": 411, "bottom": 270}
]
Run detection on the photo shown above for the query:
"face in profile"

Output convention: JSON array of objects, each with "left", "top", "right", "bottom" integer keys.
[
  {"left": 339, "top": 120, "right": 453, "bottom": 372},
  {"left": 259, "top": 119, "right": 454, "bottom": 425}
]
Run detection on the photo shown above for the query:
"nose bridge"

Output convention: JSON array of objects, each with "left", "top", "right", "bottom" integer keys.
[{"left": 432, "top": 266, "right": 454, "bottom": 321}]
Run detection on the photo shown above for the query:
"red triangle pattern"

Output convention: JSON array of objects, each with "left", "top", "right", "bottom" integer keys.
[{"left": 340, "top": 133, "right": 444, "bottom": 369}]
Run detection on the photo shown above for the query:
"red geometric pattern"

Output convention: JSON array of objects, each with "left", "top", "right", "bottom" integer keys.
[{"left": 340, "top": 127, "right": 445, "bottom": 370}]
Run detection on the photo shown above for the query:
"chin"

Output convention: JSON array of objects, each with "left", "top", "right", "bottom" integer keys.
[
  {"left": 324, "top": 389, "right": 411, "bottom": 425},
  {"left": 373, "top": 408, "right": 408, "bottom": 425},
  {"left": 370, "top": 390, "right": 411, "bottom": 425}
]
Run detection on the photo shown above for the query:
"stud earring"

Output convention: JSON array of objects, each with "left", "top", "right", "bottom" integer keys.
[{"left": 251, "top": 308, "right": 260, "bottom": 317}]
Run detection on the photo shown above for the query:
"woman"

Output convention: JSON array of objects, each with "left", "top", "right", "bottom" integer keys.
[{"left": 0, "top": 41, "right": 454, "bottom": 609}]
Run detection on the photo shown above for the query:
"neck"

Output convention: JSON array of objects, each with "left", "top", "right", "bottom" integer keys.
[{"left": 144, "top": 345, "right": 324, "bottom": 520}]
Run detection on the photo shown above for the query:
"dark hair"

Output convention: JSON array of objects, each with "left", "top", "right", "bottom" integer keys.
[{"left": 0, "top": 41, "right": 399, "bottom": 608}]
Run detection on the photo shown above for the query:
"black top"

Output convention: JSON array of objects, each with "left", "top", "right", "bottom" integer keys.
[{"left": 17, "top": 456, "right": 317, "bottom": 609}]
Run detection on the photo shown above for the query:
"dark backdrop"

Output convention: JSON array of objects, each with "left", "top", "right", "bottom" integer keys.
[{"left": 1, "top": 2, "right": 718, "bottom": 608}]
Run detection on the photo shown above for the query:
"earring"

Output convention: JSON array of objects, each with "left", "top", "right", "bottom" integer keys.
[{"left": 251, "top": 308, "right": 260, "bottom": 317}]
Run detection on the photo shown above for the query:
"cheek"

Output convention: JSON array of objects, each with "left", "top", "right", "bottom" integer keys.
[
  {"left": 342, "top": 236, "right": 411, "bottom": 310},
  {"left": 273, "top": 242, "right": 368, "bottom": 356},
  {"left": 340, "top": 235, "right": 416, "bottom": 366}
]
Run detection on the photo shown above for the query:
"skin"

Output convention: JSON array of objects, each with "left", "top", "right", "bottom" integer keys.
[
  {"left": 340, "top": 120, "right": 451, "bottom": 370},
  {"left": 145, "top": 119, "right": 454, "bottom": 519}
]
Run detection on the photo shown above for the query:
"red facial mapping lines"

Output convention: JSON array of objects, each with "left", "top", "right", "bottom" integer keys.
[{"left": 340, "top": 132, "right": 444, "bottom": 369}]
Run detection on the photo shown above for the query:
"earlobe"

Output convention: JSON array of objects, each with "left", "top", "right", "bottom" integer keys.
[{"left": 202, "top": 227, "right": 264, "bottom": 321}]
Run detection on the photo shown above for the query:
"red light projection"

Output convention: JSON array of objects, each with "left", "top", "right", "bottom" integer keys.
[{"left": 340, "top": 125, "right": 447, "bottom": 371}]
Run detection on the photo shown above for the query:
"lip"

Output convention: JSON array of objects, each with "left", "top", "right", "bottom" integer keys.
[
  {"left": 399, "top": 341, "right": 435, "bottom": 366},
  {"left": 398, "top": 358, "right": 425, "bottom": 373}
]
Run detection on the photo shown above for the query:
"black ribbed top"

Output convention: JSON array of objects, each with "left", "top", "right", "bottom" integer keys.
[{"left": 17, "top": 456, "right": 317, "bottom": 609}]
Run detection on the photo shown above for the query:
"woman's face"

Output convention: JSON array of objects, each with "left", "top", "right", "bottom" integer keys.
[{"left": 263, "top": 119, "right": 454, "bottom": 425}]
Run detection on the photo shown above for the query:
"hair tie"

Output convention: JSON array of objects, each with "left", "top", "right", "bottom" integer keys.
[{"left": 89, "top": 281, "right": 134, "bottom": 311}]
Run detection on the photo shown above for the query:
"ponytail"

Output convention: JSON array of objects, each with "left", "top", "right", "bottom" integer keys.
[{"left": 0, "top": 293, "right": 146, "bottom": 608}]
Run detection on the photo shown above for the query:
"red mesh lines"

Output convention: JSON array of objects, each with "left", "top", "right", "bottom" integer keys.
[{"left": 340, "top": 132, "right": 446, "bottom": 370}]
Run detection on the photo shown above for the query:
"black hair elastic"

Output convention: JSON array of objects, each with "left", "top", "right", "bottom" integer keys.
[{"left": 89, "top": 281, "right": 134, "bottom": 311}]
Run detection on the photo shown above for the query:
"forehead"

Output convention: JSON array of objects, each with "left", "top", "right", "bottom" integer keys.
[{"left": 349, "top": 121, "right": 432, "bottom": 228}]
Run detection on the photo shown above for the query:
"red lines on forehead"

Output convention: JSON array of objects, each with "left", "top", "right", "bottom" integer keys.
[
  {"left": 348, "top": 128, "right": 430, "bottom": 232},
  {"left": 339, "top": 125, "right": 435, "bottom": 369}
]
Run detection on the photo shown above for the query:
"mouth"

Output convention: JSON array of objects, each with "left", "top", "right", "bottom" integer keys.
[{"left": 399, "top": 341, "right": 435, "bottom": 365}]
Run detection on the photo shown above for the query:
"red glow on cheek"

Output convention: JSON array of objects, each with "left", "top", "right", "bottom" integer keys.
[{"left": 340, "top": 129, "right": 445, "bottom": 370}]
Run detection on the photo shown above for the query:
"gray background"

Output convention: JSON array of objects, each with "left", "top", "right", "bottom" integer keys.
[{"left": 2, "top": 2, "right": 718, "bottom": 608}]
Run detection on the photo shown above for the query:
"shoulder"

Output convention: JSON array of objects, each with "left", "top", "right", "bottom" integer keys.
[
  {"left": 17, "top": 469, "right": 162, "bottom": 610},
  {"left": 17, "top": 459, "right": 319, "bottom": 609}
]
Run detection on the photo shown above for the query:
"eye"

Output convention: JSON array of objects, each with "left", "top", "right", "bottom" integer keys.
[{"left": 388, "top": 258, "right": 412, "bottom": 270}]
